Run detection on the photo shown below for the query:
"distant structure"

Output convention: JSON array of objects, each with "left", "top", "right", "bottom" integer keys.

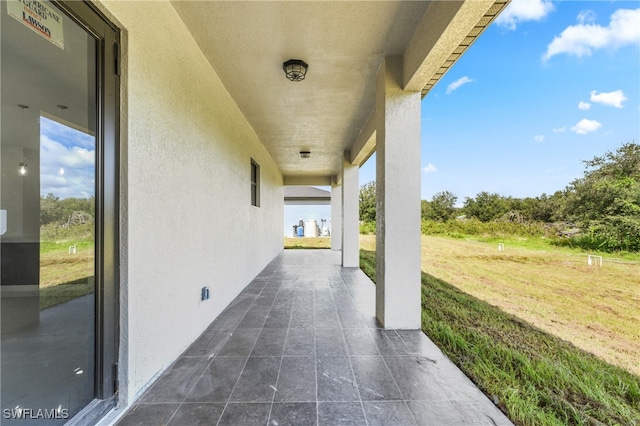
[
  {"left": 284, "top": 186, "right": 331, "bottom": 205},
  {"left": 284, "top": 186, "right": 331, "bottom": 237}
]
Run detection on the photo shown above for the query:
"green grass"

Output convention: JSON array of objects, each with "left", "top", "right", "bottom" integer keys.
[
  {"left": 40, "top": 222, "right": 94, "bottom": 253},
  {"left": 38, "top": 222, "right": 95, "bottom": 310},
  {"left": 359, "top": 248, "right": 376, "bottom": 280},
  {"left": 283, "top": 237, "right": 331, "bottom": 249},
  {"left": 360, "top": 249, "right": 640, "bottom": 426}
]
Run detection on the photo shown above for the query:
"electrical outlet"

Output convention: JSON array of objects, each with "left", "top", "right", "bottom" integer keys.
[{"left": 201, "top": 287, "right": 210, "bottom": 301}]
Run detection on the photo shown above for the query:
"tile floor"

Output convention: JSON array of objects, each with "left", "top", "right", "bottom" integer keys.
[{"left": 115, "top": 250, "right": 512, "bottom": 426}]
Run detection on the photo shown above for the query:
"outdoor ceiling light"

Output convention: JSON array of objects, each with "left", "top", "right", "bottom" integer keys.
[
  {"left": 283, "top": 59, "right": 308, "bottom": 82},
  {"left": 299, "top": 151, "right": 311, "bottom": 159}
]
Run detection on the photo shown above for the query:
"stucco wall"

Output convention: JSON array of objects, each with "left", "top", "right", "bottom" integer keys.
[{"left": 99, "top": 0, "right": 283, "bottom": 403}]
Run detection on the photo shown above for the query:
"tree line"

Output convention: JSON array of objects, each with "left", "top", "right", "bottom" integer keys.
[
  {"left": 40, "top": 193, "right": 95, "bottom": 226},
  {"left": 360, "top": 142, "right": 640, "bottom": 252}
]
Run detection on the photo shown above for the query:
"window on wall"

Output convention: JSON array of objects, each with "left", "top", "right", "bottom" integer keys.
[{"left": 251, "top": 159, "right": 260, "bottom": 207}]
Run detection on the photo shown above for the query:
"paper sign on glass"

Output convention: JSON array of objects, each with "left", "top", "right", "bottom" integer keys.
[{"left": 7, "top": 0, "right": 64, "bottom": 49}]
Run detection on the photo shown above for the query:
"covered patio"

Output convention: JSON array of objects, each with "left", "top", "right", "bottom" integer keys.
[
  {"left": 113, "top": 250, "right": 511, "bottom": 425},
  {"left": 0, "top": 1, "right": 517, "bottom": 423}
]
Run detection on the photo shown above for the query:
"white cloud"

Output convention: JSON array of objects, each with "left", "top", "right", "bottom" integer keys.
[
  {"left": 534, "top": 135, "right": 545, "bottom": 142},
  {"left": 590, "top": 89, "right": 628, "bottom": 108},
  {"left": 578, "top": 101, "right": 591, "bottom": 110},
  {"left": 495, "top": 0, "right": 555, "bottom": 30},
  {"left": 40, "top": 135, "right": 95, "bottom": 198},
  {"left": 553, "top": 126, "right": 567, "bottom": 133},
  {"left": 543, "top": 8, "right": 640, "bottom": 61},
  {"left": 41, "top": 135, "right": 95, "bottom": 169},
  {"left": 577, "top": 10, "right": 597, "bottom": 25},
  {"left": 446, "top": 76, "right": 474, "bottom": 94},
  {"left": 423, "top": 164, "right": 438, "bottom": 174},
  {"left": 571, "top": 119, "right": 602, "bottom": 135}
]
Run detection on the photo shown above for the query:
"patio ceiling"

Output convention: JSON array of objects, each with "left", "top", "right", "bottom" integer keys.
[{"left": 171, "top": 1, "right": 508, "bottom": 185}]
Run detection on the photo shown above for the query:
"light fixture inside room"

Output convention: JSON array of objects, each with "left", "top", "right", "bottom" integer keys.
[
  {"left": 283, "top": 59, "right": 308, "bottom": 82},
  {"left": 17, "top": 105, "right": 30, "bottom": 176},
  {"left": 299, "top": 150, "right": 311, "bottom": 159}
]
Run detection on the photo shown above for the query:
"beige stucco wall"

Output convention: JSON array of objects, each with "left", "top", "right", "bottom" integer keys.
[{"left": 98, "top": 0, "right": 283, "bottom": 403}]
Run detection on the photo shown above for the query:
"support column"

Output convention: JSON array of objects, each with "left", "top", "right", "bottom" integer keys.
[
  {"left": 331, "top": 184, "right": 342, "bottom": 251},
  {"left": 375, "top": 56, "right": 422, "bottom": 329},
  {"left": 342, "top": 152, "right": 359, "bottom": 267}
]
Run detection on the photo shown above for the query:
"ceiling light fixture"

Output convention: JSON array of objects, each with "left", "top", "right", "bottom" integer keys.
[
  {"left": 17, "top": 105, "right": 29, "bottom": 177},
  {"left": 299, "top": 151, "right": 311, "bottom": 159},
  {"left": 283, "top": 59, "right": 308, "bottom": 82}
]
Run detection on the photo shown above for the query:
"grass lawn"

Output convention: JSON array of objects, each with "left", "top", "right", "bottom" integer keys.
[
  {"left": 283, "top": 236, "right": 331, "bottom": 249},
  {"left": 40, "top": 230, "right": 95, "bottom": 310},
  {"left": 429, "top": 236, "right": 639, "bottom": 376},
  {"left": 360, "top": 235, "right": 640, "bottom": 425}
]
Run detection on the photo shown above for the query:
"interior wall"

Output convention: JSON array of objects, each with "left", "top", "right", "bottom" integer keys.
[{"left": 99, "top": 0, "right": 283, "bottom": 403}]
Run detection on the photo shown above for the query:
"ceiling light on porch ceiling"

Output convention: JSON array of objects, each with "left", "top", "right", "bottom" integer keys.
[
  {"left": 299, "top": 150, "right": 311, "bottom": 159},
  {"left": 283, "top": 59, "right": 308, "bottom": 82}
]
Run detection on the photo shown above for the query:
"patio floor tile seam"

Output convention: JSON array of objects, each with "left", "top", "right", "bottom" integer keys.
[
  {"left": 265, "top": 296, "right": 297, "bottom": 423},
  {"left": 328, "top": 283, "right": 368, "bottom": 425},
  {"left": 327, "top": 279, "right": 421, "bottom": 425},
  {"left": 216, "top": 299, "right": 275, "bottom": 426},
  {"left": 159, "top": 352, "right": 219, "bottom": 425},
  {"left": 378, "top": 349, "right": 421, "bottom": 425},
  {"left": 266, "top": 355, "right": 285, "bottom": 424},
  {"left": 389, "top": 329, "right": 415, "bottom": 354},
  {"left": 314, "top": 282, "right": 319, "bottom": 426}
]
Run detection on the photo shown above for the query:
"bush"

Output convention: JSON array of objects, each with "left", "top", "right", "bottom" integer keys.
[
  {"left": 421, "top": 219, "right": 549, "bottom": 238},
  {"left": 41, "top": 222, "right": 94, "bottom": 243},
  {"left": 552, "top": 216, "right": 640, "bottom": 252},
  {"left": 359, "top": 221, "right": 376, "bottom": 235}
]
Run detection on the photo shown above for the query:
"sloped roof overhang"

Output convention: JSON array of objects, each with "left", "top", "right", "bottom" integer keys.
[{"left": 284, "top": 186, "right": 331, "bottom": 206}]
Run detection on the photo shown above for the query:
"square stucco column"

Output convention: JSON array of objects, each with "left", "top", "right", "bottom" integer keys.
[
  {"left": 331, "top": 184, "right": 343, "bottom": 251},
  {"left": 342, "top": 153, "right": 360, "bottom": 267},
  {"left": 375, "top": 56, "right": 422, "bottom": 329}
]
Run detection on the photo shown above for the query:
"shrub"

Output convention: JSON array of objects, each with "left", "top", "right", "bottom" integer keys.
[
  {"left": 421, "top": 219, "right": 549, "bottom": 239},
  {"left": 359, "top": 221, "right": 376, "bottom": 235},
  {"left": 552, "top": 216, "right": 640, "bottom": 252}
]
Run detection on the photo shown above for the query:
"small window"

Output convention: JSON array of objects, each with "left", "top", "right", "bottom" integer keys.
[{"left": 250, "top": 159, "right": 260, "bottom": 207}]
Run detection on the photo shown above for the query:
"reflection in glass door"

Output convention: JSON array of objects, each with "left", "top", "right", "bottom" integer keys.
[{"left": 1, "top": 1, "right": 118, "bottom": 423}]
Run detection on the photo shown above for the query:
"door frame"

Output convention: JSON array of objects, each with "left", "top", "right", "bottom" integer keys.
[{"left": 51, "top": 2, "right": 120, "bottom": 423}]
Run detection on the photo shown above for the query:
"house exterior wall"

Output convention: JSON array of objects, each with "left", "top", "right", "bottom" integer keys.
[{"left": 99, "top": 0, "right": 283, "bottom": 403}]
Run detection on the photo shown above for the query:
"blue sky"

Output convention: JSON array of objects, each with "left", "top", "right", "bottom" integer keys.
[
  {"left": 359, "top": 0, "right": 640, "bottom": 205},
  {"left": 40, "top": 116, "right": 95, "bottom": 199}
]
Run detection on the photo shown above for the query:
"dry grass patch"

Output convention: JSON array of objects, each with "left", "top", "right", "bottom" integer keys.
[
  {"left": 284, "top": 237, "right": 331, "bottom": 249},
  {"left": 420, "top": 236, "right": 640, "bottom": 376},
  {"left": 39, "top": 244, "right": 94, "bottom": 310}
]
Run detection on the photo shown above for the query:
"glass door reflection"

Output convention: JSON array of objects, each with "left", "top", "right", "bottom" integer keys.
[{"left": 1, "top": 1, "right": 97, "bottom": 423}]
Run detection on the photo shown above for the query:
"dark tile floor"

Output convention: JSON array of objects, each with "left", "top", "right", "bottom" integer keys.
[{"left": 115, "top": 250, "right": 512, "bottom": 426}]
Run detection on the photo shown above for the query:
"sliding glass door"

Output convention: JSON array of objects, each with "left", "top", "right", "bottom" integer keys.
[{"left": 1, "top": 1, "right": 118, "bottom": 423}]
